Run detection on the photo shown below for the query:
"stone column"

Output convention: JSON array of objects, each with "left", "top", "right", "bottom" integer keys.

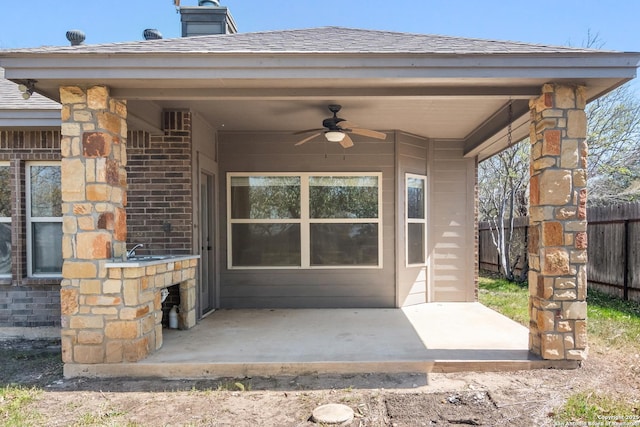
[
  {"left": 528, "top": 84, "right": 588, "bottom": 361},
  {"left": 59, "top": 86, "right": 129, "bottom": 364}
]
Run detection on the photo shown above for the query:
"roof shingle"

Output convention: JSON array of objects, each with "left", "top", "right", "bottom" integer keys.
[
  {"left": 0, "top": 68, "right": 60, "bottom": 110},
  {"left": 0, "top": 27, "right": 610, "bottom": 55}
]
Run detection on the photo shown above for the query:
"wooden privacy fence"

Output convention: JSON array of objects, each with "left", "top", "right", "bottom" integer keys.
[
  {"left": 478, "top": 216, "right": 528, "bottom": 276},
  {"left": 479, "top": 202, "right": 640, "bottom": 302}
]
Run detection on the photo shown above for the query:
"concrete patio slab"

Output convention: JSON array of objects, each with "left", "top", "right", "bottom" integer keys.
[{"left": 64, "top": 303, "right": 579, "bottom": 379}]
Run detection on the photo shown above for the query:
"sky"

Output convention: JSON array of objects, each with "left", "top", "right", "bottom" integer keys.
[{"left": 0, "top": 0, "right": 639, "bottom": 52}]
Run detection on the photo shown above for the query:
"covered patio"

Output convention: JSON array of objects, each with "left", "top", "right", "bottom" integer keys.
[
  {"left": 1, "top": 20, "right": 639, "bottom": 375},
  {"left": 63, "top": 303, "right": 576, "bottom": 379}
]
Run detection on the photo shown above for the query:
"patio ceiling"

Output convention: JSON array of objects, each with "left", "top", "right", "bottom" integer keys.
[{"left": 3, "top": 70, "right": 633, "bottom": 162}]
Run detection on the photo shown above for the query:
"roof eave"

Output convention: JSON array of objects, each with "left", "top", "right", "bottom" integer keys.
[
  {"left": 2, "top": 51, "right": 638, "bottom": 84},
  {"left": 0, "top": 109, "right": 61, "bottom": 128}
]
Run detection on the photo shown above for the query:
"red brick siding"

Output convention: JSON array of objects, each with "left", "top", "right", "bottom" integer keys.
[
  {"left": 0, "top": 113, "right": 195, "bottom": 328},
  {"left": 126, "top": 111, "right": 193, "bottom": 255},
  {"left": 0, "top": 130, "right": 62, "bottom": 327}
]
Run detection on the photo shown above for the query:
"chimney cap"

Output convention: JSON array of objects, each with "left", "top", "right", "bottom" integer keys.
[
  {"left": 66, "top": 29, "right": 86, "bottom": 46},
  {"left": 199, "top": 0, "right": 220, "bottom": 6},
  {"left": 143, "top": 28, "right": 163, "bottom": 40}
]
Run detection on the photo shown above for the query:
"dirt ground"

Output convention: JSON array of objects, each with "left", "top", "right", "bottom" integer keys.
[{"left": 1, "top": 339, "right": 639, "bottom": 426}]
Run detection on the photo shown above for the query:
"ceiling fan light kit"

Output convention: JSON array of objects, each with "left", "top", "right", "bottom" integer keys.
[
  {"left": 294, "top": 104, "right": 386, "bottom": 149},
  {"left": 325, "top": 131, "right": 345, "bottom": 142}
]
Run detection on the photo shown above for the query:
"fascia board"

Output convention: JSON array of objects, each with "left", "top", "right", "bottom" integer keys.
[
  {"left": 0, "top": 109, "right": 60, "bottom": 128},
  {"left": 1, "top": 52, "right": 639, "bottom": 81}
]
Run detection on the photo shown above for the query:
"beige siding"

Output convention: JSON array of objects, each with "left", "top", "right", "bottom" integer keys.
[
  {"left": 395, "top": 132, "right": 429, "bottom": 307},
  {"left": 427, "top": 140, "right": 477, "bottom": 302},
  {"left": 191, "top": 113, "right": 218, "bottom": 254},
  {"left": 218, "top": 131, "right": 395, "bottom": 308},
  {"left": 190, "top": 113, "right": 219, "bottom": 313}
]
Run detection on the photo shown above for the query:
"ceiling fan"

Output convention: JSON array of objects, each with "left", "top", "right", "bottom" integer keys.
[{"left": 294, "top": 104, "right": 386, "bottom": 149}]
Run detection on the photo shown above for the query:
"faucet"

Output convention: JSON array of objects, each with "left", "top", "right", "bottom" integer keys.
[{"left": 126, "top": 244, "right": 144, "bottom": 258}]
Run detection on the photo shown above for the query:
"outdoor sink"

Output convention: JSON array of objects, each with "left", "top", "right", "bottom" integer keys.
[
  {"left": 126, "top": 255, "right": 171, "bottom": 261},
  {"left": 105, "top": 254, "right": 199, "bottom": 268}
]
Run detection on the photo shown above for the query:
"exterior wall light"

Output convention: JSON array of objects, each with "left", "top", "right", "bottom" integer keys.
[{"left": 18, "top": 80, "right": 36, "bottom": 100}]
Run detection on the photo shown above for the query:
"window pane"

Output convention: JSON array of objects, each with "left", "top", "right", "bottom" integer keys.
[
  {"left": 310, "top": 223, "right": 378, "bottom": 266},
  {"left": 30, "top": 165, "right": 61, "bottom": 217},
  {"left": 310, "top": 176, "right": 378, "bottom": 219},
  {"left": 407, "top": 177, "right": 425, "bottom": 219},
  {"left": 232, "top": 223, "right": 300, "bottom": 267},
  {"left": 0, "top": 166, "right": 10, "bottom": 217},
  {"left": 231, "top": 176, "right": 300, "bottom": 219},
  {"left": 407, "top": 223, "right": 425, "bottom": 265},
  {"left": 32, "top": 222, "right": 62, "bottom": 274},
  {"left": 0, "top": 223, "right": 10, "bottom": 275}
]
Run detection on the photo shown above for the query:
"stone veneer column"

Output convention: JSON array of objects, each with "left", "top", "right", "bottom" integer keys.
[
  {"left": 59, "top": 86, "right": 129, "bottom": 364},
  {"left": 528, "top": 84, "right": 588, "bottom": 361}
]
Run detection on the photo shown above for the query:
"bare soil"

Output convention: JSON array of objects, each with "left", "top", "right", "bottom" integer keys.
[{"left": 1, "top": 339, "right": 639, "bottom": 426}]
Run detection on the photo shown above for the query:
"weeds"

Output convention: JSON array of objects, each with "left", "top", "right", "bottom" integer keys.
[
  {"left": 0, "top": 385, "right": 42, "bottom": 426},
  {"left": 216, "top": 379, "right": 252, "bottom": 392},
  {"left": 553, "top": 390, "right": 639, "bottom": 423}
]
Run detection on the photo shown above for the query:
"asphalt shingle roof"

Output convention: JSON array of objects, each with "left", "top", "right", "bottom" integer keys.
[
  {"left": 0, "top": 68, "right": 60, "bottom": 109},
  {"left": 0, "top": 27, "right": 609, "bottom": 55}
]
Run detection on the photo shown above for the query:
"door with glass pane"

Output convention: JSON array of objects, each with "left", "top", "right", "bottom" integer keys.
[{"left": 200, "top": 172, "right": 216, "bottom": 315}]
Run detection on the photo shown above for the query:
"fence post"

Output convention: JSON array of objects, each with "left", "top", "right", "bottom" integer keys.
[{"left": 624, "top": 219, "right": 630, "bottom": 301}]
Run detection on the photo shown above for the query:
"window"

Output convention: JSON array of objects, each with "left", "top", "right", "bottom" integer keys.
[
  {"left": 0, "top": 163, "right": 10, "bottom": 277},
  {"left": 406, "top": 174, "right": 427, "bottom": 266},
  {"left": 228, "top": 173, "right": 382, "bottom": 269},
  {"left": 26, "top": 163, "right": 62, "bottom": 276}
]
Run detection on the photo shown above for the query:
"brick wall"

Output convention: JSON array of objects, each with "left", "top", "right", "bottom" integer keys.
[
  {"left": 126, "top": 111, "right": 193, "bottom": 255},
  {"left": 0, "top": 111, "right": 195, "bottom": 329},
  {"left": 0, "top": 285, "right": 60, "bottom": 327},
  {"left": 0, "top": 130, "right": 62, "bottom": 327}
]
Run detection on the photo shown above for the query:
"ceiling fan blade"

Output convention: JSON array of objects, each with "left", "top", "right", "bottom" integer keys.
[
  {"left": 295, "top": 132, "right": 322, "bottom": 146},
  {"left": 293, "top": 128, "right": 325, "bottom": 135},
  {"left": 339, "top": 134, "right": 354, "bottom": 149},
  {"left": 337, "top": 120, "right": 358, "bottom": 129},
  {"left": 349, "top": 128, "right": 387, "bottom": 140}
]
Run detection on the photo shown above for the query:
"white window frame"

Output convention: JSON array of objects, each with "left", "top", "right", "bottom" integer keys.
[
  {"left": 0, "top": 162, "right": 10, "bottom": 278},
  {"left": 405, "top": 173, "right": 427, "bottom": 267},
  {"left": 227, "top": 172, "right": 383, "bottom": 270},
  {"left": 26, "top": 162, "right": 62, "bottom": 278}
]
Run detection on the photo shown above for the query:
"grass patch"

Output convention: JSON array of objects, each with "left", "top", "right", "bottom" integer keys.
[
  {"left": 479, "top": 274, "right": 640, "bottom": 352},
  {"left": 478, "top": 275, "right": 529, "bottom": 326},
  {"left": 553, "top": 390, "right": 640, "bottom": 424},
  {"left": 587, "top": 289, "right": 640, "bottom": 351},
  {"left": 0, "top": 385, "right": 41, "bottom": 426}
]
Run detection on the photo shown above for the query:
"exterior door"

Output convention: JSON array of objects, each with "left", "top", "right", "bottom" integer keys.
[{"left": 200, "top": 171, "right": 216, "bottom": 315}]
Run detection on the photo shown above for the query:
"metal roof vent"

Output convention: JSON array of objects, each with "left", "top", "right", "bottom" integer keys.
[
  {"left": 143, "top": 29, "right": 163, "bottom": 40},
  {"left": 199, "top": 0, "right": 220, "bottom": 6},
  {"left": 66, "top": 29, "right": 86, "bottom": 46}
]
